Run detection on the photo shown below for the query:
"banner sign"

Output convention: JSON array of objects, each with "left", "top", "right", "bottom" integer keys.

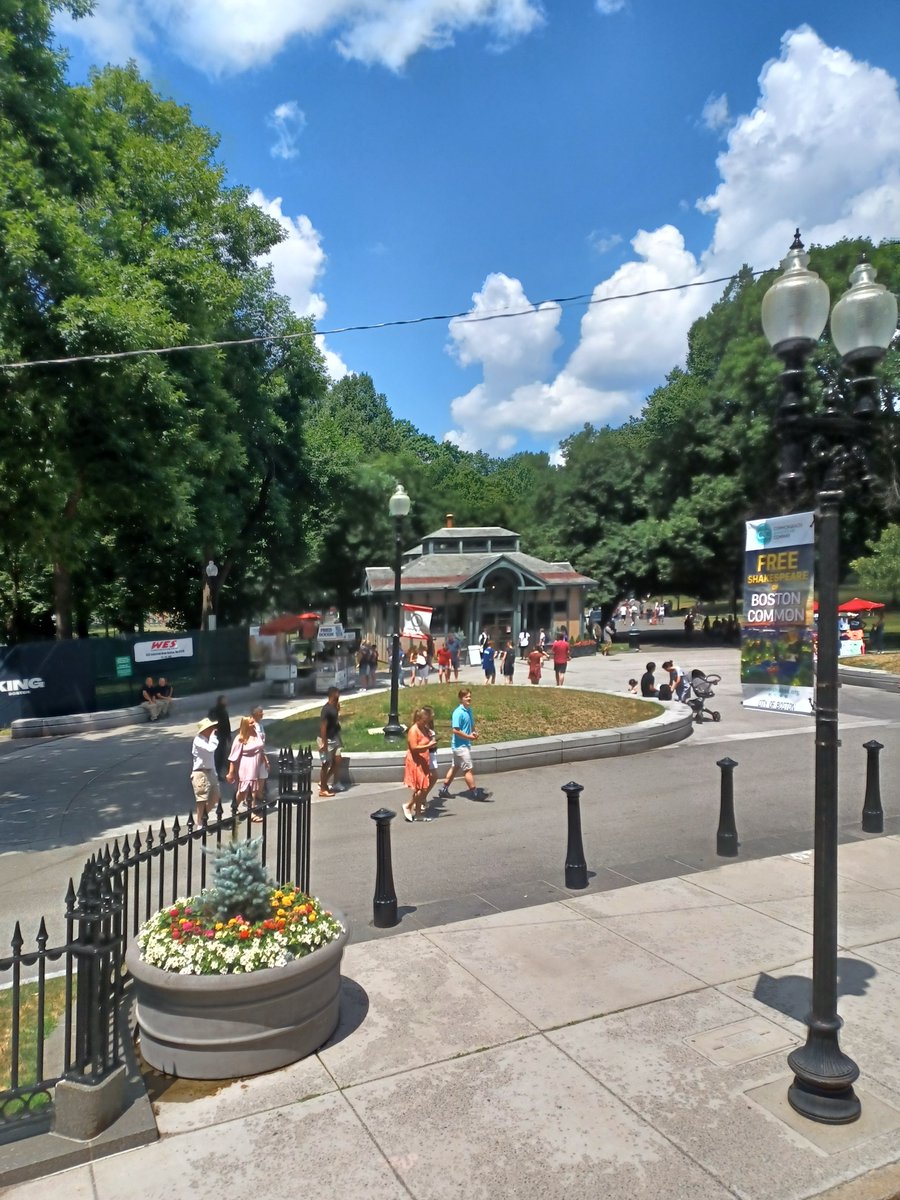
[
  {"left": 401, "top": 603, "right": 433, "bottom": 641},
  {"left": 317, "top": 623, "right": 345, "bottom": 642},
  {"left": 134, "top": 637, "right": 194, "bottom": 663},
  {"left": 741, "top": 512, "right": 815, "bottom": 715}
]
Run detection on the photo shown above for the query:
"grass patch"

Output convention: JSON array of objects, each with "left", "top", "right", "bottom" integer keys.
[
  {"left": 266, "top": 684, "right": 660, "bottom": 753},
  {"left": 840, "top": 653, "right": 900, "bottom": 674},
  {"left": 0, "top": 976, "right": 69, "bottom": 1109}
]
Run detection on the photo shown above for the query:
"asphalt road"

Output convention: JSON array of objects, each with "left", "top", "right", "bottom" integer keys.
[{"left": 1, "top": 645, "right": 897, "bottom": 952}]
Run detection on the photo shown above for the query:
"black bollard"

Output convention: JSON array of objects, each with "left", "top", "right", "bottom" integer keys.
[
  {"left": 861, "top": 739, "right": 885, "bottom": 834},
  {"left": 561, "top": 781, "right": 588, "bottom": 889},
  {"left": 716, "top": 757, "right": 739, "bottom": 857},
  {"left": 370, "top": 808, "right": 399, "bottom": 928}
]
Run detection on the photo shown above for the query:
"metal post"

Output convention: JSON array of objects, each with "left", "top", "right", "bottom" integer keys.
[
  {"left": 715, "top": 757, "right": 739, "bottom": 857},
  {"left": 384, "top": 520, "right": 404, "bottom": 739},
  {"left": 861, "top": 739, "right": 884, "bottom": 834},
  {"left": 787, "top": 493, "right": 860, "bottom": 1124},
  {"left": 561, "top": 781, "right": 588, "bottom": 889},
  {"left": 370, "top": 808, "right": 399, "bottom": 928}
]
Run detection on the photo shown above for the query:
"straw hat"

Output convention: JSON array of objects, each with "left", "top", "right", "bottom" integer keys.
[{"left": 197, "top": 717, "right": 217, "bottom": 735}]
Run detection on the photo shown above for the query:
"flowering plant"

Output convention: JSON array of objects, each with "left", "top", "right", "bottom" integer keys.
[{"left": 137, "top": 885, "right": 345, "bottom": 976}]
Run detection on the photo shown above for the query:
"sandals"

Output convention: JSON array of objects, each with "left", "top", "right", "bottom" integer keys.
[
  {"left": 319, "top": 789, "right": 336, "bottom": 798},
  {"left": 250, "top": 812, "right": 264, "bottom": 823}
]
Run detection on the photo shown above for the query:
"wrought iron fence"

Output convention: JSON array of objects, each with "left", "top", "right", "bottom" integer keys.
[{"left": 1, "top": 747, "right": 313, "bottom": 1127}]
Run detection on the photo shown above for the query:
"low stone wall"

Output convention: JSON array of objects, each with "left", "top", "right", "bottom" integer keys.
[
  {"left": 11, "top": 705, "right": 150, "bottom": 738},
  {"left": 10, "top": 684, "right": 270, "bottom": 739},
  {"left": 337, "top": 699, "right": 693, "bottom": 785}
]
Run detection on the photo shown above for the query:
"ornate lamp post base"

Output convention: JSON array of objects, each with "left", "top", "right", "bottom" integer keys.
[{"left": 788, "top": 1029, "right": 861, "bottom": 1123}]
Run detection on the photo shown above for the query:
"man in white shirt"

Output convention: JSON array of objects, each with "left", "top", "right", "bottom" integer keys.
[
  {"left": 518, "top": 629, "right": 530, "bottom": 660},
  {"left": 190, "top": 718, "right": 220, "bottom": 823}
]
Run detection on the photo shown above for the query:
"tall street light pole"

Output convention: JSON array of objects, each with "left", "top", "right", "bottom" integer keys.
[
  {"left": 762, "top": 231, "right": 897, "bottom": 1125},
  {"left": 384, "top": 485, "right": 411, "bottom": 740},
  {"left": 203, "top": 559, "right": 219, "bottom": 631}
]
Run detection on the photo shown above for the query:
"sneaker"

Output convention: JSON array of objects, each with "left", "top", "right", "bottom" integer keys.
[
  {"left": 473, "top": 788, "right": 492, "bottom": 801},
  {"left": 437, "top": 786, "right": 451, "bottom": 800}
]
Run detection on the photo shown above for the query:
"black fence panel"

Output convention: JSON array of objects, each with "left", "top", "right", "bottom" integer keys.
[{"left": 0, "top": 757, "right": 312, "bottom": 1128}]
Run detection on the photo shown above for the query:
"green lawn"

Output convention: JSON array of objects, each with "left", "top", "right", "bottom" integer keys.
[
  {"left": 0, "top": 975, "right": 69, "bottom": 1112},
  {"left": 266, "top": 684, "right": 659, "bottom": 754}
]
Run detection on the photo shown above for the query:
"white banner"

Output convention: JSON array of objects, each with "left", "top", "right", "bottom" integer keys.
[
  {"left": 401, "top": 604, "right": 433, "bottom": 641},
  {"left": 134, "top": 637, "right": 194, "bottom": 663}
]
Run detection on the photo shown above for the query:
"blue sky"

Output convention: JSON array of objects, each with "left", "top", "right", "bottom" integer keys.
[{"left": 57, "top": 1, "right": 900, "bottom": 458}]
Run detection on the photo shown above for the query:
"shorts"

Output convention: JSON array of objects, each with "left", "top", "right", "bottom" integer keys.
[
  {"left": 318, "top": 736, "right": 342, "bottom": 765},
  {"left": 191, "top": 769, "right": 220, "bottom": 806},
  {"left": 451, "top": 746, "right": 473, "bottom": 772},
  {"left": 483, "top": 667, "right": 495, "bottom": 680}
]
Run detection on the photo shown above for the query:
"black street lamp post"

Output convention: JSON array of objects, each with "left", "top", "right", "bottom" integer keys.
[
  {"left": 762, "top": 231, "right": 897, "bottom": 1125},
  {"left": 384, "top": 485, "right": 411, "bottom": 740}
]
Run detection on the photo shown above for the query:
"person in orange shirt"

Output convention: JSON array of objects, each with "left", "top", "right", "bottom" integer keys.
[{"left": 402, "top": 706, "right": 438, "bottom": 822}]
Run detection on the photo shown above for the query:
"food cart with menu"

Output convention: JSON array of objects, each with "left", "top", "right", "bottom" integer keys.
[{"left": 314, "top": 623, "right": 356, "bottom": 694}]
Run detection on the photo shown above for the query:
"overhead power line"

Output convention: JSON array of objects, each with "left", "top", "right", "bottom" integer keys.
[{"left": 0, "top": 267, "right": 771, "bottom": 373}]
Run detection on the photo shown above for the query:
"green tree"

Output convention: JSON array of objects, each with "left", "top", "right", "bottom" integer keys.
[{"left": 849, "top": 524, "right": 900, "bottom": 603}]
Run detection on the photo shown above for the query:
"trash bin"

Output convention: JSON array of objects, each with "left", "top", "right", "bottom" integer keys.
[{"left": 628, "top": 628, "right": 641, "bottom": 653}]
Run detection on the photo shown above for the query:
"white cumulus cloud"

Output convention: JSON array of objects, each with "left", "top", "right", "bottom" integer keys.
[
  {"left": 701, "top": 92, "right": 730, "bottom": 133},
  {"left": 60, "top": 0, "right": 545, "bottom": 74},
  {"left": 699, "top": 25, "right": 900, "bottom": 274},
  {"left": 267, "top": 100, "right": 306, "bottom": 160},
  {"left": 445, "top": 25, "right": 900, "bottom": 454},
  {"left": 249, "top": 189, "right": 348, "bottom": 379}
]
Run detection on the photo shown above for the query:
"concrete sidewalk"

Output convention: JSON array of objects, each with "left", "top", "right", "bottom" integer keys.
[{"left": 9, "top": 835, "right": 900, "bottom": 1200}]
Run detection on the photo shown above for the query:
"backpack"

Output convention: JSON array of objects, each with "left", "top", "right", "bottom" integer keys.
[{"left": 658, "top": 683, "right": 673, "bottom": 702}]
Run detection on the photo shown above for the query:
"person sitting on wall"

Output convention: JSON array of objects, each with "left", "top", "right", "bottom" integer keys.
[
  {"left": 155, "top": 676, "right": 174, "bottom": 718},
  {"left": 640, "top": 662, "right": 658, "bottom": 697},
  {"left": 141, "top": 676, "right": 162, "bottom": 721}
]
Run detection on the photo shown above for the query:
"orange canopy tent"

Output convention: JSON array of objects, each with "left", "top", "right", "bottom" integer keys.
[{"left": 258, "top": 613, "right": 320, "bottom": 635}]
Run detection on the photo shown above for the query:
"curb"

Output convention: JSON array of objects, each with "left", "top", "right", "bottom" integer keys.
[
  {"left": 335, "top": 698, "right": 693, "bottom": 785},
  {"left": 839, "top": 665, "right": 900, "bottom": 693}
]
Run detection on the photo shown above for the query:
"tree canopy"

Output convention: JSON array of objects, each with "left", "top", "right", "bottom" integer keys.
[{"left": 1, "top": 7, "right": 897, "bottom": 640}]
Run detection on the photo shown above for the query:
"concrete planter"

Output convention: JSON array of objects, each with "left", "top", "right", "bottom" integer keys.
[{"left": 126, "top": 910, "right": 348, "bottom": 1080}]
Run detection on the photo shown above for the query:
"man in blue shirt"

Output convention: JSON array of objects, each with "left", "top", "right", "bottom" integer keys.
[
  {"left": 446, "top": 631, "right": 461, "bottom": 680},
  {"left": 437, "top": 689, "right": 488, "bottom": 800},
  {"left": 481, "top": 639, "right": 497, "bottom": 684}
]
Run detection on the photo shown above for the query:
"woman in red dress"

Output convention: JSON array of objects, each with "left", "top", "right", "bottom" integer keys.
[
  {"left": 402, "top": 706, "right": 438, "bottom": 822},
  {"left": 527, "top": 646, "right": 546, "bottom": 685}
]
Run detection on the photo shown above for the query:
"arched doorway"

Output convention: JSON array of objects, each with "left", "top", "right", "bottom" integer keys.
[{"left": 479, "top": 568, "right": 519, "bottom": 647}]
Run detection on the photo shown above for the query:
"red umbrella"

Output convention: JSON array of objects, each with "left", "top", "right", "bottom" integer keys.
[
  {"left": 259, "top": 613, "right": 320, "bottom": 635},
  {"left": 837, "top": 598, "right": 885, "bottom": 612}
]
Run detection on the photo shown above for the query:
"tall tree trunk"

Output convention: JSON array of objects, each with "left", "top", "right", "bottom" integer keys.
[{"left": 53, "top": 562, "right": 73, "bottom": 639}]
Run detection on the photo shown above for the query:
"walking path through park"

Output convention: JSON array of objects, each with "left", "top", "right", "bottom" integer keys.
[
  {"left": 3, "top": 636, "right": 900, "bottom": 1197},
  {"left": 6, "top": 837, "right": 900, "bottom": 1199}
]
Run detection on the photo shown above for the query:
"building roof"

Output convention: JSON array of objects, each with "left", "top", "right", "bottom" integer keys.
[
  {"left": 421, "top": 525, "right": 518, "bottom": 540},
  {"left": 362, "top": 551, "right": 595, "bottom": 595}
]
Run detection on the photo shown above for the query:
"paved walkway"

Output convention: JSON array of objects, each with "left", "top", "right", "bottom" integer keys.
[{"left": 7, "top": 836, "right": 900, "bottom": 1199}]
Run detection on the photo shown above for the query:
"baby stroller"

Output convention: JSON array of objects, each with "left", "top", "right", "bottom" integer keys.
[{"left": 687, "top": 669, "right": 721, "bottom": 723}]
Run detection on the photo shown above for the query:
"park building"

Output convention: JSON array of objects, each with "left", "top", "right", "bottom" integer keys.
[{"left": 359, "top": 515, "right": 596, "bottom": 655}]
